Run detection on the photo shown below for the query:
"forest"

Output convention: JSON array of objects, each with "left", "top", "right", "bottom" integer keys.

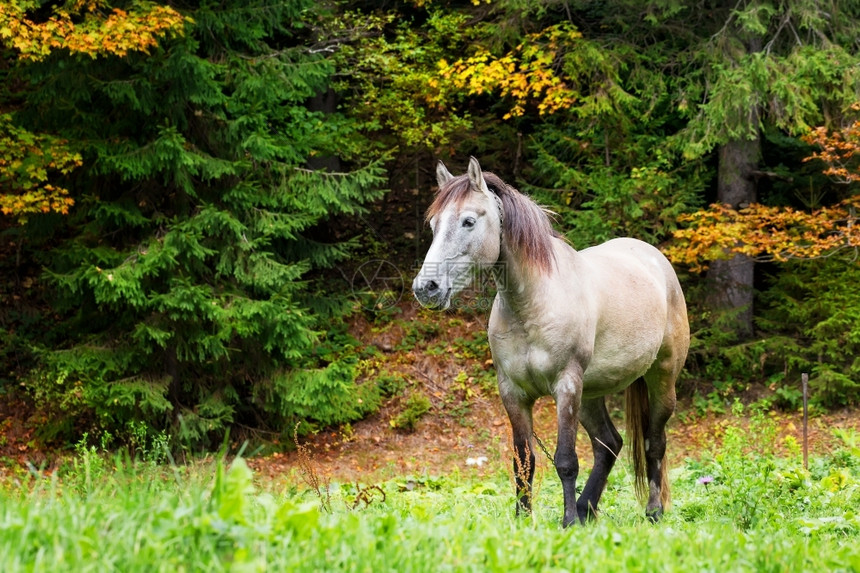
[{"left": 1, "top": 0, "right": 859, "bottom": 455}]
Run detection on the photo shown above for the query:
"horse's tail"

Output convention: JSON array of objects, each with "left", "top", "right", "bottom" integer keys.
[{"left": 625, "top": 377, "right": 670, "bottom": 509}]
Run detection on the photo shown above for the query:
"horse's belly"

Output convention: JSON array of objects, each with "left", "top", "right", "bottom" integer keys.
[
  {"left": 492, "top": 332, "right": 659, "bottom": 399},
  {"left": 581, "top": 344, "right": 658, "bottom": 398}
]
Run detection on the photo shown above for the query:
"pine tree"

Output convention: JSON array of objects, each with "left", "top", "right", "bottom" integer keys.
[{"left": 5, "top": 0, "right": 387, "bottom": 447}]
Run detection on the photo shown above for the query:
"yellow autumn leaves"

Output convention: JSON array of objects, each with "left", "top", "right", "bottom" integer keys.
[
  {"left": 0, "top": 1, "right": 187, "bottom": 222},
  {"left": 0, "top": 0, "right": 186, "bottom": 61},
  {"left": 0, "top": 115, "right": 81, "bottom": 222},
  {"left": 439, "top": 23, "right": 581, "bottom": 120}
]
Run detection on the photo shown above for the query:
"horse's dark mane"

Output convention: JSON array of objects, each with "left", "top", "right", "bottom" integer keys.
[{"left": 426, "top": 171, "right": 558, "bottom": 273}]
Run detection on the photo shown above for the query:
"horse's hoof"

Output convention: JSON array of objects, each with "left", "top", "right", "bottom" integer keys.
[
  {"left": 562, "top": 517, "right": 577, "bottom": 528},
  {"left": 576, "top": 503, "right": 599, "bottom": 523},
  {"left": 562, "top": 511, "right": 583, "bottom": 528},
  {"left": 646, "top": 507, "right": 663, "bottom": 523}
]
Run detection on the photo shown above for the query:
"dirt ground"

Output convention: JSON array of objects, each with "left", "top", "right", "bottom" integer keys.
[
  {"left": 242, "top": 391, "right": 860, "bottom": 488},
  {"left": 245, "top": 301, "right": 860, "bottom": 485},
  {"left": 1, "top": 300, "right": 858, "bottom": 486}
]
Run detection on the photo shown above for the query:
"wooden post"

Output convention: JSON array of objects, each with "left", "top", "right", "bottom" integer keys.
[{"left": 802, "top": 372, "right": 809, "bottom": 471}]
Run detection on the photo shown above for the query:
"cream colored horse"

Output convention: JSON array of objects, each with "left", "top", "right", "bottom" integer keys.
[{"left": 413, "top": 157, "right": 689, "bottom": 527}]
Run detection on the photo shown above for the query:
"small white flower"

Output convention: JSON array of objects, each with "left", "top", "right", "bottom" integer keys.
[{"left": 466, "top": 456, "right": 488, "bottom": 467}]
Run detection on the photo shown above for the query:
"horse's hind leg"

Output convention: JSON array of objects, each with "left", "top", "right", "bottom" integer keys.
[
  {"left": 642, "top": 373, "right": 677, "bottom": 522},
  {"left": 500, "top": 387, "right": 536, "bottom": 516},
  {"left": 576, "top": 397, "right": 623, "bottom": 522}
]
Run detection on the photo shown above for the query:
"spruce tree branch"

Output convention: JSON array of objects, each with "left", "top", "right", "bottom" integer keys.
[
  {"left": 293, "top": 167, "right": 355, "bottom": 177},
  {"left": 710, "top": 0, "right": 743, "bottom": 42},
  {"left": 764, "top": 10, "right": 793, "bottom": 54},
  {"left": 749, "top": 169, "right": 793, "bottom": 182},
  {"left": 787, "top": 19, "right": 803, "bottom": 47}
]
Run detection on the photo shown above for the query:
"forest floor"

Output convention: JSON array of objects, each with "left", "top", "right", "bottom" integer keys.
[
  {"left": 242, "top": 385, "right": 859, "bottom": 488},
  {"left": 1, "top": 299, "right": 858, "bottom": 486}
]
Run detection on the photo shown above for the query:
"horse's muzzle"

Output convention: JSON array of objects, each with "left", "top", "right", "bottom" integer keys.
[{"left": 412, "top": 278, "right": 450, "bottom": 310}]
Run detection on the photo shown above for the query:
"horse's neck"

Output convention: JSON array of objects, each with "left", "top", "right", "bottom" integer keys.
[{"left": 492, "top": 240, "right": 568, "bottom": 317}]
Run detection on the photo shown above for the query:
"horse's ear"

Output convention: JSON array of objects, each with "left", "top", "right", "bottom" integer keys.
[
  {"left": 436, "top": 161, "right": 454, "bottom": 188},
  {"left": 467, "top": 156, "right": 489, "bottom": 194}
]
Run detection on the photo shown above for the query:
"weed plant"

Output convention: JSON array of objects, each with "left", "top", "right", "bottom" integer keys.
[{"left": 1, "top": 411, "right": 859, "bottom": 571}]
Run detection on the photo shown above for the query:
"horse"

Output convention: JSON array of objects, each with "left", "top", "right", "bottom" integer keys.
[{"left": 412, "top": 157, "right": 689, "bottom": 527}]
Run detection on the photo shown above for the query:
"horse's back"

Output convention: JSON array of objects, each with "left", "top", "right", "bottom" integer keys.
[
  {"left": 576, "top": 238, "right": 688, "bottom": 393},
  {"left": 580, "top": 238, "right": 685, "bottom": 309},
  {"left": 581, "top": 237, "right": 679, "bottom": 283}
]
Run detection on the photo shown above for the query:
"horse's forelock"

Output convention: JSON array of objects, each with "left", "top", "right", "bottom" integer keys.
[
  {"left": 426, "top": 171, "right": 557, "bottom": 274},
  {"left": 426, "top": 176, "right": 472, "bottom": 223}
]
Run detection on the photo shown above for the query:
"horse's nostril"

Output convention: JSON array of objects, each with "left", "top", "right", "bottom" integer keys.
[{"left": 426, "top": 280, "right": 439, "bottom": 293}]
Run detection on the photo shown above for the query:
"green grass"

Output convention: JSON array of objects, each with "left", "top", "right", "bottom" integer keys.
[{"left": 2, "top": 410, "right": 860, "bottom": 572}]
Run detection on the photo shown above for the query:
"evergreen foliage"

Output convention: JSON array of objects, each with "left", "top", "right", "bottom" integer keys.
[
  {"left": 757, "top": 259, "right": 860, "bottom": 407},
  {"left": 5, "top": 0, "right": 387, "bottom": 448},
  {"left": 2, "top": 0, "right": 860, "bottom": 451}
]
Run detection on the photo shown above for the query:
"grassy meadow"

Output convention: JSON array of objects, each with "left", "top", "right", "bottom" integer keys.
[{"left": 1, "top": 408, "right": 859, "bottom": 572}]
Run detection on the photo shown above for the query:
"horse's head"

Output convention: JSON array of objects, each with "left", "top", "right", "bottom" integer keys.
[{"left": 412, "top": 157, "right": 502, "bottom": 310}]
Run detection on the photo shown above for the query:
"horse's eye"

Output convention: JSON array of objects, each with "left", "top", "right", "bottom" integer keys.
[{"left": 462, "top": 216, "right": 476, "bottom": 228}]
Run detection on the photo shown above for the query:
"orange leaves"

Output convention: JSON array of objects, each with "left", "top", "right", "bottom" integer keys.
[
  {"left": 0, "top": 1, "right": 186, "bottom": 61},
  {"left": 439, "top": 23, "right": 581, "bottom": 119},
  {"left": 666, "top": 104, "right": 860, "bottom": 271},
  {"left": 802, "top": 103, "right": 860, "bottom": 184},
  {"left": 0, "top": 115, "right": 82, "bottom": 223},
  {"left": 0, "top": 186, "right": 76, "bottom": 220},
  {"left": 664, "top": 199, "right": 860, "bottom": 271}
]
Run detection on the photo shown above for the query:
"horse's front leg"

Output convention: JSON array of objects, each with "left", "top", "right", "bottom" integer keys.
[
  {"left": 554, "top": 371, "right": 583, "bottom": 528},
  {"left": 499, "top": 381, "right": 536, "bottom": 516},
  {"left": 577, "top": 397, "right": 623, "bottom": 521}
]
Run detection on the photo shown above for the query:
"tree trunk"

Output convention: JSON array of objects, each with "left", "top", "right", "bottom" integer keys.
[
  {"left": 307, "top": 88, "right": 341, "bottom": 172},
  {"left": 707, "top": 134, "right": 760, "bottom": 338}
]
